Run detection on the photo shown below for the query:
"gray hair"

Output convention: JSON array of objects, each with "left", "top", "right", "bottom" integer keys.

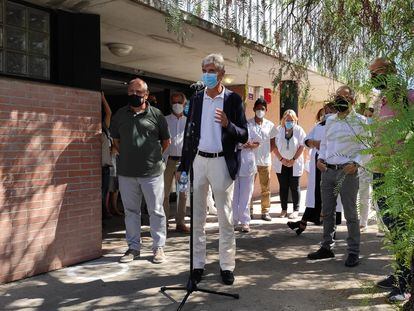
[
  {"left": 202, "top": 53, "right": 225, "bottom": 72},
  {"left": 336, "top": 85, "right": 355, "bottom": 99},
  {"left": 170, "top": 91, "right": 187, "bottom": 104}
]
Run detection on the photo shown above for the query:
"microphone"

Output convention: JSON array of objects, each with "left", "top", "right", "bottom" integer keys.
[{"left": 190, "top": 81, "right": 205, "bottom": 90}]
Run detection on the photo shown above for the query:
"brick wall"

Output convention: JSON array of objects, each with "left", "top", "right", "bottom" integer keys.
[{"left": 0, "top": 77, "right": 102, "bottom": 283}]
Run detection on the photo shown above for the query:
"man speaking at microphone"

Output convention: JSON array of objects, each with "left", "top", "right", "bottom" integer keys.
[{"left": 177, "top": 54, "right": 248, "bottom": 285}]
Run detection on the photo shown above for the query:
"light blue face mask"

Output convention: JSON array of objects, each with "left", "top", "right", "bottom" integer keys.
[
  {"left": 285, "top": 121, "right": 294, "bottom": 129},
  {"left": 202, "top": 73, "right": 218, "bottom": 89}
]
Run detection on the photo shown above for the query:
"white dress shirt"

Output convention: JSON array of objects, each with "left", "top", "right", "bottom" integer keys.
[
  {"left": 272, "top": 124, "right": 306, "bottom": 176},
  {"left": 319, "top": 110, "right": 368, "bottom": 165},
  {"left": 198, "top": 87, "right": 225, "bottom": 153},
  {"left": 165, "top": 114, "right": 187, "bottom": 157},
  {"left": 247, "top": 118, "right": 277, "bottom": 166}
]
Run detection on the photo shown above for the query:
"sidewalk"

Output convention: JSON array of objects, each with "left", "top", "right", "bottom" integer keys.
[{"left": 0, "top": 191, "right": 395, "bottom": 310}]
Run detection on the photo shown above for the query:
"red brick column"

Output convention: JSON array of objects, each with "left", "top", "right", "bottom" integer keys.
[{"left": 0, "top": 77, "right": 102, "bottom": 283}]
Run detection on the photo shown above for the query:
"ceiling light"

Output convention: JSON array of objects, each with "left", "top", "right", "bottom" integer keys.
[{"left": 107, "top": 43, "right": 133, "bottom": 57}]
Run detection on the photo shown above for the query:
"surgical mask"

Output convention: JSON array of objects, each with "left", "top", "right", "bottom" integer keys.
[
  {"left": 285, "top": 121, "right": 294, "bottom": 129},
  {"left": 172, "top": 103, "right": 184, "bottom": 114},
  {"left": 202, "top": 73, "right": 219, "bottom": 89},
  {"left": 128, "top": 94, "right": 144, "bottom": 107},
  {"left": 334, "top": 97, "right": 349, "bottom": 112},
  {"left": 255, "top": 110, "right": 265, "bottom": 119},
  {"left": 367, "top": 117, "right": 373, "bottom": 124}
]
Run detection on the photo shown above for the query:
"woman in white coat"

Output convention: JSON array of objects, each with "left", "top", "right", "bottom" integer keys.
[
  {"left": 272, "top": 109, "right": 306, "bottom": 219},
  {"left": 287, "top": 105, "right": 343, "bottom": 235},
  {"left": 232, "top": 122, "right": 259, "bottom": 232}
]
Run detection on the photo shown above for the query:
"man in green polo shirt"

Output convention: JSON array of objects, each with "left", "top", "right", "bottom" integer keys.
[{"left": 110, "top": 78, "right": 171, "bottom": 264}]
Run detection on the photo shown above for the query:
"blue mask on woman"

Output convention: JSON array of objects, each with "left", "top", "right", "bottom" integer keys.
[
  {"left": 285, "top": 121, "right": 294, "bottom": 129},
  {"left": 202, "top": 73, "right": 218, "bottom": 89}
]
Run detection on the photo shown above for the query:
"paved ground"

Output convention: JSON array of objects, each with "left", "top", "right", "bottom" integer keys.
[{"left": 0, "top": 192, "right": 397, "bottom": 311}]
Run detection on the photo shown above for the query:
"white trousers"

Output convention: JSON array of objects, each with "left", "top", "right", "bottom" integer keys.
[
  {"left": 192, "top": 155, "right": 235, "bottom": 271},
  {"left": 358, "top": 170, "right": 373, "bottom": 227},
  {"left": 232, "top": 175, "right": 255, "bottom": 225}
]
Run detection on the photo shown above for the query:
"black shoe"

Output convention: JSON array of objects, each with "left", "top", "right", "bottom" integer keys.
[
  {"left": 386, "top": 287, "right": 410, "bottom": 303},
  {"left": 220, "top": 269, "right": 235, "bottom": 285},
  {"left": 295, "top": 227, "right": 306, "bottom": 236},
  {"left": 192, "top": 269, "right": 204, "bottom": 284},
  {"left": 376, "top": 275, "right": 396, "bottom": 290},
  {"left": 287, "top": 221, "right": 300, "bottom": 231},
  {"left": 344, "top": 253, "right": 359, "bottom": 267},
  {"left": 307, "top": 247, "right": 335, "bottom": 260}
]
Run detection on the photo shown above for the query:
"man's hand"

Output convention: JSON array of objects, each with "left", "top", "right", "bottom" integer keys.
[
  {"left": 176, "top": 171, "right": 182, "bottom": 182},
  {"left": 343, "top": 163, "right": 358, "bottom": 175},
  {"left": 281, "top": 158, "right": 291, "bottom": 167},
  {"left": 215, "top": 108, "right": 229, "bottom": 128},
  {"left": 287, "top": 159, "right": 295, "bottom": 167},
  {"left": 243, "top": 141, "right": 260, "bottom": 149},
  {"left": 312, "top": 140, "right": 321, "bottom": 150},
  {"left": 317, "top": 159, "right": 327, "bottom": 172}
]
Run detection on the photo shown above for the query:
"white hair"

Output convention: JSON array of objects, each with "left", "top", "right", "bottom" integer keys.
[{"left": 202, "top": 53, "right": 225, "bottom": 72}]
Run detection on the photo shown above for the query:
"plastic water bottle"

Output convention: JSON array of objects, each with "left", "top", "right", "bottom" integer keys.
[{"left": 177, "top": 172, "right": 188, "bottom": 193}]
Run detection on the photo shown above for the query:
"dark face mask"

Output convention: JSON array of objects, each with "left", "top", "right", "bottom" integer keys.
[
  {"left": 128, "top": 94, "right": 144, "bottom": 107},
  {"left": 334, "top": 98, "right": 349, "bottom": 112},
  {"left": 370, "top": 73, "right": 387, "bottom": 90}
]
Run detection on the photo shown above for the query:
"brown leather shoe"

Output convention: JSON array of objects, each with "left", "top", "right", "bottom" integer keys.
[{"left": 176, "top": 224, "right": 190, "bottom": 233}]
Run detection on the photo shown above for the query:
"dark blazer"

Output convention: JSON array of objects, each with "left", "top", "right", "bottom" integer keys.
[{"left": 178, "top": 88, "right": 248, "bottom": 180}]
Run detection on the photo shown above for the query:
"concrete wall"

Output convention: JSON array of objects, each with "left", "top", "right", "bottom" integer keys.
[
  {"left": 227, "top": 84, "right": 324, "bottom": 199},
  {"left": 0, "top": 78, "right": 102, "bottom": 283}
]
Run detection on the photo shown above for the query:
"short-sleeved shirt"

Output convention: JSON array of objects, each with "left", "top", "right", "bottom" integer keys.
[
  {"left": 247, "top": 118, "right": 277, "bottom": 166},
  {"left": 165, "top": 114, "right": 187, "bottom": 157},
  {"left": 110, "top": 104, "right": 170, "bottom": 177}
]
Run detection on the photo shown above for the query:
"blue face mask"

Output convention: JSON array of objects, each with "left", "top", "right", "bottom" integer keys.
[
  {"left": 285, "top": 121, "right": 294, "bottom": 129},
  {"left": 367, "top": 117, "right": 373, "bottom": 125},
  {"left": 202, "top": 73, "right": 218, "bottom": 89}
]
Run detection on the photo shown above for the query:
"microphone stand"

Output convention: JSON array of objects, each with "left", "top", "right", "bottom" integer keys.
[{"left": 160, "top": 86, "right": 239, "bottom": 310}]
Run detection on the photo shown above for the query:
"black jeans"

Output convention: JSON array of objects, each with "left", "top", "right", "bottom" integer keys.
[
  {"left": 102, "top": 166, "right": 110, "bottom": 216},
  {"left": 373, "top": 173, "right": 410, "bottom": 292},
  {"left": 277, "top": 165, "right": 300, "bottom": 211}
]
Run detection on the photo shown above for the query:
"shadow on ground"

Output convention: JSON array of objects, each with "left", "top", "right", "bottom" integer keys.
[{"left": 0, "top": 216, "right": 395, "bottom": 311}]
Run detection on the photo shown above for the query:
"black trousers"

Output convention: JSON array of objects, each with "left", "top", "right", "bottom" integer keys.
[
  {"left": 102, "top": 166, "right": 110, "bottom": 217},
  {"left": 277, "top": 165, "right": 300, "bottom": 211}
]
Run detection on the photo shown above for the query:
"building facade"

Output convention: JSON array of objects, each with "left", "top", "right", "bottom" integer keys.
[{"left": 0, "top": 0, "right": 341, "bottom": 283}]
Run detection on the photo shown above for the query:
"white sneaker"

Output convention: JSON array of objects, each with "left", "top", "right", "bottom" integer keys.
[
  {"left": 208, "top": 205, "right": 217, "bottom": 215},
  {"left": 360, "top": 225, "right": 368, "bottom": 232},
  {"left": 241, "top": 224, "right": 250, "bottom": 232},
  {"left": 288, "top": 211, "right": 299, "bottom": 219},
  {"left": 153, "top": 247, "right": 166, "bottom": 264}
]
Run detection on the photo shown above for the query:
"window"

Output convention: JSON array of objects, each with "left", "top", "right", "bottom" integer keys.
[{"left": 0, "top": 0, "right": 49, "bottom": 80}]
